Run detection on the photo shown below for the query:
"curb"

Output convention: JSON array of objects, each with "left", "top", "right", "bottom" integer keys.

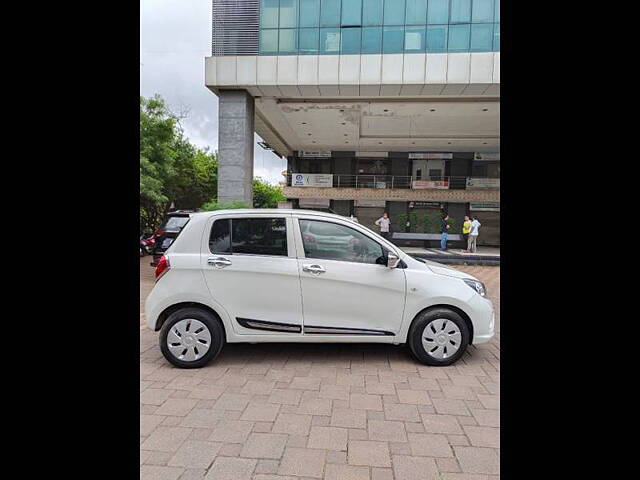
[{"left": 410, "top": 253, "right": 500, "bottom": 266}]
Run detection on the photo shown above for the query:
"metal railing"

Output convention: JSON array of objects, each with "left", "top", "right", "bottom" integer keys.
[{"left": 286, "top": 174, "right": 500, "bottom": 190}]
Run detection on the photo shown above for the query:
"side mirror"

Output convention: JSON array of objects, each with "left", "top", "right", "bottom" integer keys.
[{"left": 387, "top": 252, "right": 400, "bottom": 268}]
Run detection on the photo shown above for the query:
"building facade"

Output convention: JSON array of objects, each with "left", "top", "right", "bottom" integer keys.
[{"left": 206, "top": 0, "right": 500, "bottom": 246}]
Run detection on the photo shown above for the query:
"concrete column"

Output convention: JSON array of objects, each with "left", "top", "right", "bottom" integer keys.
[{"left": 217, "top": 90, "right": 255, "bottom": 205}]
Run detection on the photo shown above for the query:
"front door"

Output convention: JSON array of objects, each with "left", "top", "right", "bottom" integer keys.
[
  {"left": 202, "top": 214, "right": 304, "bottom": 335},
  {"left": 295, "top": 217, "right": 406, "bottom": 336}
]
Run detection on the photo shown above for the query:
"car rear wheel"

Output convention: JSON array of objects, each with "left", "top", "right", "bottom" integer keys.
[
  {"left": 160, "top": 308, "right": 225, "bottom": 368},
  {"left": 408, "top": 308, "right": 470, "bottom": 366}
]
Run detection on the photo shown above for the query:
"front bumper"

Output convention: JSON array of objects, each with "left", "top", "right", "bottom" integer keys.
[{"left": 468, "top": 296, "right": 495, "bottom": 345}]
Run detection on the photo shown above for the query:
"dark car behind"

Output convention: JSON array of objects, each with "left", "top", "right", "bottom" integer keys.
[{"left": 150, "top": 211, "right": 192, "bottom": 266}]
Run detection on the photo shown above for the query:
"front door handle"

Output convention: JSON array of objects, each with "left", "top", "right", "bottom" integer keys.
[
  {"left": 208, "top": 256, "right": 232, "bottom": 268},
  {"left": 303, "top": 264, "right": 326, "bottom": 275}
]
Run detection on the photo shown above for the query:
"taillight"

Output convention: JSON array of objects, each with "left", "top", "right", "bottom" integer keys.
[{"left": 155, "top": 255, "right": 170, "bottom": 280}]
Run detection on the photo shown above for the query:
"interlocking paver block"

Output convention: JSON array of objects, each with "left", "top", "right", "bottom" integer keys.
[
  {"left": 289, "top": 376, "right": 322, "bottom": 390},
  {"left": 140, "top": 426, "right": 192, "bottom": 453},
  {"left": 407, "top": 432, "right": 454, "bottom": 457},
  {"left": 393, "top": 455, "right": 441, "bottom": 480},
  {"left": 180, "top": 409, "right": 225, "bottom": 429},
  {"left": 421, "top": 413, "right": 464, "bottom": 434},
  {"left": 240, "top": 402, "right": 280, "bottom": 422},
  {"left": 368, "top": 420, "right": 407, "bottom": 442},
  {"left": 470, "top": 408, "right": 500, "bottom": 427},
  {"left": 463, "top": 426, "right": 500, "bottom": 448},
  {"left": 319, "top": 384, "right": 351, "bottom": 400},
  {"left": 453, "top": 446, "right": 499, "bottom": 475},
  {"left": 297, "top": 396, "right": 333, "bottom": 416},
  {"left": 167, "top": 440, "right": 222, "bottom": 468},
  {"left": 307, "top": 426, "right": 348, "bottom": 451},
  {"left": 349, "top": 393, "right": 383, "bottom": 411},
  {"left": 347, "top": 440, "right": 391, "bottom": 467},
  {"left": 239, "top": 432, "right": 287, "bottom": 459},
  {"left": 141, "top": 388, "right": 175, "bottom": 406},
  {"left": 208, "top": 420, "right": 254, "bottom": 444},
  {"left": 140, "top": 465, "right": 184, "bottom": 480},
  {"left": 267, "top": 389, "right": 303, "bottom": 405},
  {"left": 155, "top": 398, "right": 199, "bottom": 417},
  {"left": 383, "top": 403, "right": 420, "bottom": 422},
  {"left": 371, "top": 467, "right": 394, "bottom": 480},
  {"left": 278, "top": 447, "right": 327, "bottom": 478},
  {"left": 211, "top": 393, "right": 251, "bottom": 411},
  {"left": 272, "top": 413, "right": 313, "bottom": 436},
  {"left": 433, "top": 398, "right": 471, "bottom": 416},
  {"left": 204, "top": 456, "right": 257, "bottom": 480},
  {"left": 141, "top": 414, "right": 166, "bottom": 436},
  {"left": 477, "top": 394, "right": 500, "bottom": 410},
  {"left": 331, "top": 408, "right": 367, "bottom": 429},
  {"left": 397, "top": 389, "right": 432, "bottom": 405},
  {"left": 324, "top": 463, "right": 370, "bottom": 480}
]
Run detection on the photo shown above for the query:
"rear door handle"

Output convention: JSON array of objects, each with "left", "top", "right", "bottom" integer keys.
[
  {"left": 208, "top": 256, "right": 232, "bottom": 268},
  {"left": 303, "top": 264, "right": 325, "bottom": 275}
]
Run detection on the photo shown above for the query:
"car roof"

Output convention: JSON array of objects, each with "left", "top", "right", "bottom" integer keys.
[{"left": 190, "top": 209, "right": 357, "bottom": 222}]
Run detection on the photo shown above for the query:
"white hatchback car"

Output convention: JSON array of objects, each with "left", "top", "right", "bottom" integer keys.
[{"left": 145, "top": 209, "right": 494, "bottom": 368}]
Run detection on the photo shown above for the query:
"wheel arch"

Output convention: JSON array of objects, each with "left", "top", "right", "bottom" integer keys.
[
  {"left": 408, "top": 304, "right": 475, "bottom": 345},
  {"left": 155, "top": 302, "right": 227, "bottom": 340}
]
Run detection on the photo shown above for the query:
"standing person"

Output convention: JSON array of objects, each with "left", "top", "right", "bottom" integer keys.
[
  {"left": 375, "top": 212, "right": 391, "bottom": 240},
  {"left": 440, "top": 214, "right": 450, "bottom": 250},
  {"left": 469, "top": 216, "right": 482, "bottom": 253},
  {"left": 462, "top": 215, "right": 472, "bottom": 253}
]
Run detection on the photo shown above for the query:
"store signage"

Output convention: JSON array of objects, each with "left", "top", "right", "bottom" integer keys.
[
  {"left": 412, "top": 180, "right": 450, "bottom": 189},
  {"left": 470, "top": 202, "right": 500, "bottom": 212},
  {"left": 291, "top": 173, "right": 334, "bottom": 187},
  {"left": 473, "top": 152, "right": 500, "bottom": 161},
  {"left": 466, "top": 177, "right": 500, "bottom": 189},
  {"left": 408, "top": 153, "right": 453, "bottom": 159},
  {"left": 299, "top": 198, "right": 330, "bottom": 208},
  {"left": 354, "top": 199, "right": 386, "bottom": 207},
  {"left": 355, "top": 151, "right": 388, "bottom": 157},
  {"left": 409, "top": 202, "right": 442, "bottom": 208},
  {"left": 299, "top": 150, "right": 331, "bottom": 158}
]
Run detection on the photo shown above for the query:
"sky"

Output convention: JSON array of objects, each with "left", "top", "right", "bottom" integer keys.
[{"left": 140, "top": 0, "right": 286, "bottom": 185}]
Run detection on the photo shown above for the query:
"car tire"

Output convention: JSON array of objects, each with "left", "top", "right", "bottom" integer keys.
[
  {"left": 160, "top": 307, "right": 225, "bottom": 369},
  {"left": 408, "top": 308, "right": 470, "bottom": 366}
]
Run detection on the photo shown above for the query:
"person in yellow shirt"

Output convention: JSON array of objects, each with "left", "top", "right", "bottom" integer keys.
[{"left": 462, "top": 215, "right": 472, "bottom": 253}]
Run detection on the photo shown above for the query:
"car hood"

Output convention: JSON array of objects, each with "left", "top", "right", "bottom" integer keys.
[{"left": 427, "top": 264, "right": 478, "bottom": 281}]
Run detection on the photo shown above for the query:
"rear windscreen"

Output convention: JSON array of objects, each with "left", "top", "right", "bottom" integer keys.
[{"left": 163, "top": 216, "right": 189, "bottom": 230}]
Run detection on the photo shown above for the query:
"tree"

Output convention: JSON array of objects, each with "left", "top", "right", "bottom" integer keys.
[{"left": 252, "top": 177, "right": 285, "bottom": 208}]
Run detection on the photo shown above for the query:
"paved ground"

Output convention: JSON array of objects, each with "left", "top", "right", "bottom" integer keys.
[{"left": 140, "top": 257, "right": 500, "bottom": 480}]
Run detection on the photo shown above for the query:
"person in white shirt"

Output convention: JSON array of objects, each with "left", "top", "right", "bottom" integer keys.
[
  {"left": 468, "top": 216, "right": 481, "bottom": 253},
  {"left": 375, "top": 212, "right": 391, "bottom": 240}
]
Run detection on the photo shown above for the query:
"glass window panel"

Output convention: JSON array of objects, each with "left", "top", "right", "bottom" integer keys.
[
  {"left": 279, "top": 0, "right": 299, "bottom": 28},
  {"left": 405, "top": 0, "right": 427, "bottom": 25},
  {"left": 450, "top": 0, "right": 471, "bottom": 23},
  {"left": 261, "top": 0, "right": 279, "bottom": 29},
  {"left": 470, "top": 23, "right": 492, "bottom": 51},
  {"left": 426, "top": 24, "right": 447, "bottom": 52},
  {"left": 448, "top": 23, "right": 470, "bottom": 51},
  {"left": 231, "top": 218, "right": 288, "bottom": 256},
  {"left": 383, "top": 0, "right": 405, "bottom": 25},
  {"left": 494, "top": 0, "right": 500, "bottom": 22},
  {"left": 209, "top": 219, "right": 231, "bottom": 254},
  {"left": 362, "top": 0, "right": 384, "bottom": 26},
  {"left": 472, "top": 0, "right": 494, "bottom": 23},
  {"left": 279, "top": 28, "right": 298, "bottom": 53},
  {"left": 299, "top": 28, "right": 319, "bottom": 53},
  {"left": 299, "top": 220, "right": 386, "bottom": 265},
  {"left": 383, "top": 26, "right": 404, "bottom": 53},
  {"left": 427, "top": 0, "right": 449, "bottom": 24},
  {"left": 361, "top": 26, "right": 382, "bottom": 53},
  {"left": 493, "top": 22, "right": 500, "bottom": 51},
  {"left": 341, "top": 27, "right": 362, "bottom": 54},
  {"left": 342, "top": 0, "right": 362, "bottom": 26},
  {"left": 320, "top": 27, "right": 341, "bottom": 52},
  {"left": 260, "top": 29, "right": 279, "bottom": 53},
  {"left": 404, "top": 26, "right": 425, "bottom": 52},
  {"left": 320, "top": 0, "right": 341, "bottom": 27},
  {"left": 299, "top": 0, "right": 320, "bottom": 27}
]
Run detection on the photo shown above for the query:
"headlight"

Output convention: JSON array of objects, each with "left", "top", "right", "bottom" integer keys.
[{"left": 463, "top": 279, "right": 486, "bottom": 297}]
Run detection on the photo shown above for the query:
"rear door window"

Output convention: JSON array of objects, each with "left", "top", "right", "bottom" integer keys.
[{"left": 209, "top": 217, "right": 288, "bottom": 256}]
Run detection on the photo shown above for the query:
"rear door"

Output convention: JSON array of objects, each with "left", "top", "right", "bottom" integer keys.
[
  {"left": 201, "top": 214, "right": 304, "bottom": 335},
  {"left": 294, "top": 216, "right": 406, "bottom": 336}
]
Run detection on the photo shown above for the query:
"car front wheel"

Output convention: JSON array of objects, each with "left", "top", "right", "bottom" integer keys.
[
  {"left": 408, "top": 308, "right": 470, "bottom": 366},
  {"left": 159, "top": 307, "right": 225, "bottom": 368}
]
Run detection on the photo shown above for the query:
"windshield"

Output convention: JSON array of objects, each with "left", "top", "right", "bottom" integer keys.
[{"left": 163, "top": 216, "right": 189, "bottom": 230}]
